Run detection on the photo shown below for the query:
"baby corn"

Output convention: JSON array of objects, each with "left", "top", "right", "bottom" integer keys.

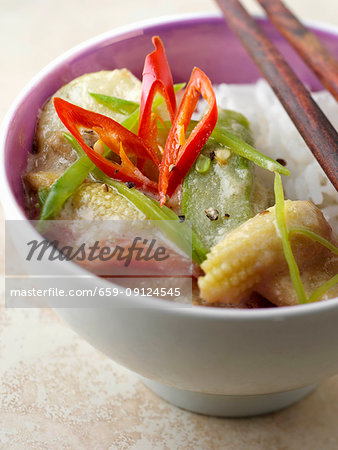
[{"left": 198, "top": 200, "right": 335, "bottom": 305}]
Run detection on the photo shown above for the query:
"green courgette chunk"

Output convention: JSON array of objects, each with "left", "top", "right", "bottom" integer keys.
[{"left": 182, "top": 109, "right": 268, "bottom": 250}]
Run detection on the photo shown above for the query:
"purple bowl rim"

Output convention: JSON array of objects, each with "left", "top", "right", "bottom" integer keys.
[{"left": 1, "top": 12, "right": 338, "bottom": 319}]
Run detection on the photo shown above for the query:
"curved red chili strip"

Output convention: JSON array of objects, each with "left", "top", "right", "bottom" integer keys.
[
  {"left": 158, "top": 67, "right": 218, "bottom": 204},
  {"left": 138, "top": 36, "right": 177, "bottom": 146},
  {"left": 53, "top": 97, "right": 158, "bottom": 192}
]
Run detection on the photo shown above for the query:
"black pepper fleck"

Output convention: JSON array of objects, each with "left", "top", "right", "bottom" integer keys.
[
  {"left": 224, "top": 213, "right": 230, "bottom": 218},
  {"left": 126, "top": 181, "right": 135, "bottom": 189},
  {"left": 205, "top": 208, "right": 219, "bottom": 221},
  {"left": 114, "top": 169, "right": 119, "bottom": 174},
  {"left": 276, "top": 158, "right": 287, "bottom": 166},
  {"left": 209, "top": 150, "right": 215, "bottom": 161},
  {"left": 178, "top": 215, "right": 185, "bottom": 223}
]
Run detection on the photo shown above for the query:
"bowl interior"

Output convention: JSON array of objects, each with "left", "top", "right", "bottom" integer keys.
[{"left": 3, "top": 15, "right": 338, "bottom": 213}]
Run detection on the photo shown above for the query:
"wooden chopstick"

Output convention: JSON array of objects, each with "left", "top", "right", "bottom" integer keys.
[
  {"left": 214, "top": 0, "right": 338, "bottom": 191},
  {"left": 257, "top": 0, "right": 338, "bottom": 102}
]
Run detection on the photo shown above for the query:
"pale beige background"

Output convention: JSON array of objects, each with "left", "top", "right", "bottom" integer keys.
[{"left": 1, "top": 0, "right": 338, "bottom": 448}]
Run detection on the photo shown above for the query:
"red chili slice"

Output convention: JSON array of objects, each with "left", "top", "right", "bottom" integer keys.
[
  {"left": 53, "top": 97, "right": 158, "bottom": 192},
  {"left": 158, "top": 67, "right": 218, "bottom": 205},
  {"left": 138, "top": 36, "right": 177, "bottom": 147}
]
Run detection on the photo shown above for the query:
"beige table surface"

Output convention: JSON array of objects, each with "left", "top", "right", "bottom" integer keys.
[{"left": 1, "top": 0, "right": 338, "bottom": 448}]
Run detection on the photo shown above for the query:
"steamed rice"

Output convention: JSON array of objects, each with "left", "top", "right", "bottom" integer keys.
[{"left": 210, "top": 80, "right": 338, "bottom": 231}]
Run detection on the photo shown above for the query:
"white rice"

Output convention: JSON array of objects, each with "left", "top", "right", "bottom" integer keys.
[{"left": 211, "top": 80, "right": 338, "bottom": 231}]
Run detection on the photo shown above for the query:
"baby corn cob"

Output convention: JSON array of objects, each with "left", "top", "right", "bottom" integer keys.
[{"left": 198, "top": 200, "right": 335, "bottom": 305}]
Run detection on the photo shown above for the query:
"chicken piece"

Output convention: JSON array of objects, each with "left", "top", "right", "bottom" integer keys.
[
  {"left": 40, "top": 129, "right": 77, "bottom": 159},
  {"left": 28, "top": 131, "right": 77, "bottom": 174},
  {"left": 58, "top": 181, "right": 145, "bottom": 221},
  {"left": 198, "top": 200, "right": 337, "bottom": 306},
  {"left": 257, "top": 255, "right": 338, "bottom": 306},
  {"left": 24, "top": 170, "right": 63, "bottom": 190}
]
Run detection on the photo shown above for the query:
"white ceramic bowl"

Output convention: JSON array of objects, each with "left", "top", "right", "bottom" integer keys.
[{"left": 1, "top": 13, "right": 338, "bottom": 416}]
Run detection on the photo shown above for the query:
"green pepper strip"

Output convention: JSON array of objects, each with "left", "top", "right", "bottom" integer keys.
[
  {"left": 274, "top": 173, "right": 338, "bottom": 304},
  {"left": 211, "top": 128, "right": 289, "bottom": 176},
  {"left": 64, "top": 132, "right": 86, "bottom": 155},
  {"left": 89, "top": 93, "right": 139, "bottom": 115},
  {"left": 288, "top": 227, "right": 338, "bottom": 303},
  {"left": 120, "top": 108, "right": 140, "bottom": 132},
  {"left": 274, "top": 173, "right": 307, "bottom": 304},
  {"left": 38, "top": 155, "right": 95, "bottom": 224},
  {"left": 289, "top": 227, "right": 338, "bottom": 255},
  {"left": 92, "top": 169, "right": 207, "bottom": 265},
  {"left": 307, "top": 275, "right": 338, "bottom": 303}
]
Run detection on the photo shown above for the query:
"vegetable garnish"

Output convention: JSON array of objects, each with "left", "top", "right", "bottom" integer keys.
[
  {"left": 211, "top": 128, "right": 290, "bottom": 176},
  {"left": 120, "top": 108, "right": 140, "bottom": 132},
  {"left": 37, "top": 155, "right": 95, "bottom": 225},
  {"left": 53, "top": 98, "right": 159, "bottom": 192},
  {"left": 307, "top": 275, "right": 338, "bottom": 303},
  {"left": 37, "top": 134, "right": 95, "bottom": 222},
  {"left": 274, "top": 173, "right": 307, "bottom": 304},
  {"left": 138, "top": 36, "right": 177, "bottom": 146},
  {"left": 288, "top": 227, "right": 338, "bottom": 303},
  {"left": 158, "top": 67, "right": 218, "bottom": 205},
  {"left": 89, "top": 93, "right": 139, "bottom": 115},
  {"left": 288, "top": 227, "right": 338, "bottom": 255},
  {"left": 274, "top": 173, "right": 338, "bottom": 304},
  {"left": 92, "top": 169, "right": 207, "bottom": 265}
]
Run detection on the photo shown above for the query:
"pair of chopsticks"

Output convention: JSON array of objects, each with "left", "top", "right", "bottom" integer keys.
[{"left": 215, "top": 0, "right": 338, "bottom": 191}]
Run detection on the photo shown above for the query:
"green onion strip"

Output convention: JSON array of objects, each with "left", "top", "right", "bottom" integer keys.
[
  {"left": 211, "top": 128, "right": 290, "bottom": 176},
  {"left": 274, "top": 173, "right": 307, "bottom": 304},
  {"left": 289, "top": 227, "right": 338, "bottom": 255},
  {"left": 307, "top": 275, "right": 338, "bottom": 303},
  {"left": 274, "top": 173, "right": 338, "bottom": 304}
]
